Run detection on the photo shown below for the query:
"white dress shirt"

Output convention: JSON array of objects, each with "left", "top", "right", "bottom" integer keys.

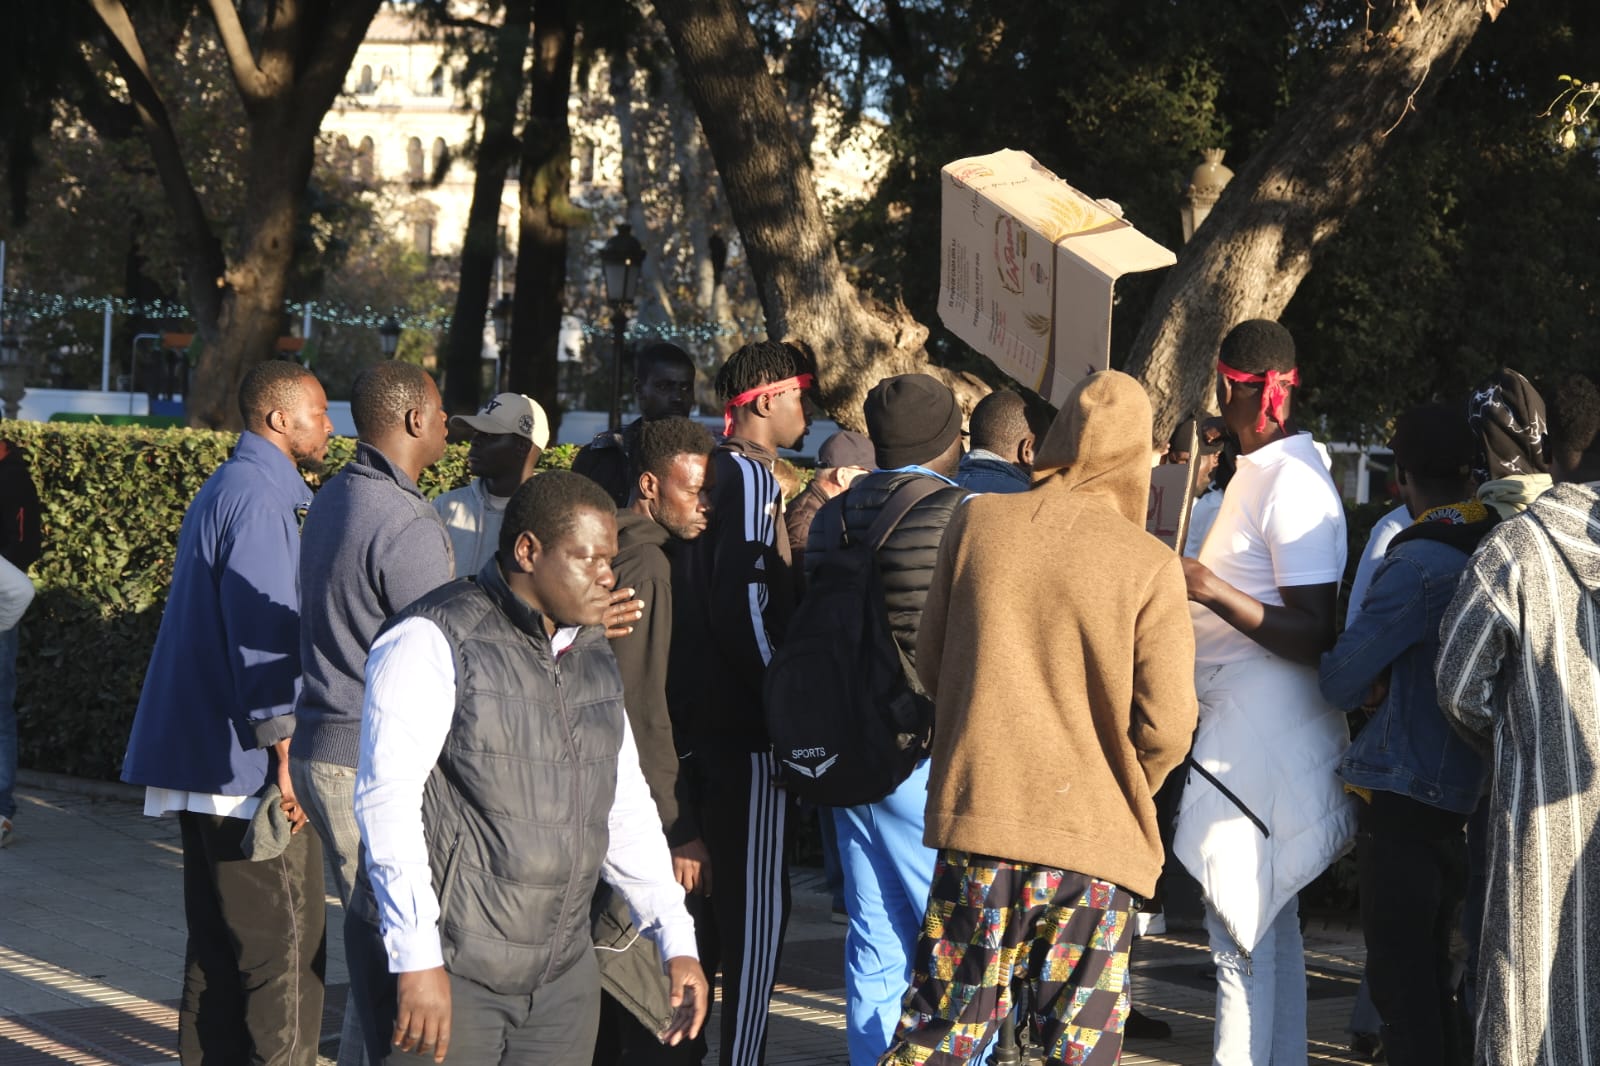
[{"left": 354, "top": 615, "right": 698, "bottom": 973}]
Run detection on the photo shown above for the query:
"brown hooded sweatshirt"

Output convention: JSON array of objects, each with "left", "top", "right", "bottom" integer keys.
[{"left": 914, "top": 370, "right": 1198, "bottom": 897}]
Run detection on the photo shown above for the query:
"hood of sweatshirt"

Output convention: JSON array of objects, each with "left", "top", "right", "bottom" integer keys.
[
  {"left": 615, "top": 507, "right": 671, "bottom": 557},
  {"left": 1526, "top": 481, "right": 1600, "bottom": 593},
  {"left": 1030, "top": 370, "right": 1153, "bottom": 527}
]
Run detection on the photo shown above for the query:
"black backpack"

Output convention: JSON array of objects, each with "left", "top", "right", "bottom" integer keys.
[{"left": 763, "top": 479, "right": 941, "bottom": 806}]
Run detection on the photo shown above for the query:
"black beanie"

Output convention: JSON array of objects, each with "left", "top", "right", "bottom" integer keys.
[{"left": 863, "top": 374, "right": 962, "bottom": 470}]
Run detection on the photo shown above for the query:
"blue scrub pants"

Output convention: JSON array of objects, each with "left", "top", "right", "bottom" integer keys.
[{"left": 834, "top": 758, "right": 938, "bottom": 1066}]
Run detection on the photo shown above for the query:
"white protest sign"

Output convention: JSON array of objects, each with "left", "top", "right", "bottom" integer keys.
[
  {"left": 939, "top": 150, "right": 1176, "bottom": 407},
  {"left": 1146, "top": 462, "right": 1191, "bottom": 550}
]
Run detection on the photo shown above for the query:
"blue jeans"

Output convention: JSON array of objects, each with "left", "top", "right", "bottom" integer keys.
[
  {"left": 1206, "top": 897, "right": 1308, "bottom": 1065},
  {"left": 835, "top": 759, "right": 938, "bottom": 1066},
  {"left": 0, "top": 626, "right": 20, "bottom": 821}
]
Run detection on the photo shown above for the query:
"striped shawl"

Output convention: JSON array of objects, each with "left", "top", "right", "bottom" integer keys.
[{"left": 1437, "top": 481, "right": 1600, "bottom": 1066}]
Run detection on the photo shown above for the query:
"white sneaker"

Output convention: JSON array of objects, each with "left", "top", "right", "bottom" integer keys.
[
  {"left": 1134, "top": 910, "right": 1166, "bottom": 937},
  {"left": 0, "top": 817, "right": 12, "bottom": 848}
]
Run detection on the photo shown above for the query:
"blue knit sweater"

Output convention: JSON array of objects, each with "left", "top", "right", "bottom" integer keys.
[{"left": 291, "top": 441, "right": 453, "bottom": 768}]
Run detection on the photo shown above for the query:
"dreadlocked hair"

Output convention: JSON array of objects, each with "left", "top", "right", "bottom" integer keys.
[{"left": 715, "top": 340, "right": 801, "bottom": 404}]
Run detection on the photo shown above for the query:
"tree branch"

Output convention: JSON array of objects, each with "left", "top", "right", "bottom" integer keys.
[
  {"left": 825, "top": 0, "right": 897, "bottom": 69},
  {"left": 87, "top": 0, "right": 226, "bottom": 330},
  {"left": 203, "top": 0, "right": 267, "bottom": 106},
  {"left": 435, "top": 14, "right": 498, "bottom": 33},
  {"left": 288, "top": 0, "right": 385, "bottom": 145}
]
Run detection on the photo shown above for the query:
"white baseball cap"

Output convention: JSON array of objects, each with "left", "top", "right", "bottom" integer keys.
[{"left": 450, "top": 393, "right": 550, "bottom": 449}]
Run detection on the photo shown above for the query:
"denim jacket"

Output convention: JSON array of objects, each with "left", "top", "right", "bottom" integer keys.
[{"left": 1318, "top": 514, "right": 1492, "bottom": 814}]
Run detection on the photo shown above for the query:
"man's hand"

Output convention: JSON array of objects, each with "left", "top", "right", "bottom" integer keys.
[
  {"left": 1181, "top": 557, "right": 1216, "bottom": 604},
  {"left": 603, "top": 587, "right": 645, "bottom": 639},
  {"left": 1362, "top": 670, "right": 1392, "bottom": 711},
  {"left": 394, "top": 967, "right": 452, "bottom": 1062},
  {"left": 658, "top": 956, "right": 710, "bottom": 1046},
  {"left": 670, "top": 838, "right": 713, "bottom": 897},
  {"left": 272, "top": 741, "right": 308, "bottom": 834}
]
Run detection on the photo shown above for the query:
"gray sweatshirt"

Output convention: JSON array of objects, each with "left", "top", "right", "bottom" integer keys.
[{"left": 292, "top": 441, "right": 454, "bottom": 767}]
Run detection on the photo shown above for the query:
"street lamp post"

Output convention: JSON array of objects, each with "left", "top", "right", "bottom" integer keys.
[
  {"left": 0, "top": 328, "right": 24, "bottom": 421},
  {"left": 598, "top": 224, "right": 647, "bottom": 430},
  {"left": 490, "top": 294, "right": 513, "bottom": 396},
  {"left": 1179, "top": 148, "right": 1235, "bottom": 244},
  {"left": 378, "top": 315, "right": 403, "bottom": 358}
]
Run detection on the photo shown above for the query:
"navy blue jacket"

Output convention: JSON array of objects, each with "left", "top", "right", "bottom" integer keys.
[
  {"left": 1319, "top": 512, "right": 1492, "bottom": 814},
  {"left": 122, "top": 432, "right": 310, "bottom": 795}
]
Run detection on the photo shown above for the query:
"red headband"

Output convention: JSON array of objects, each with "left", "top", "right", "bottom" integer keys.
[
  {"left": 723, "top": 374, "right": 814, "bottom": 435},
  {"left": 1218, "top": 360, "right": 1298, "bottom": 433}
]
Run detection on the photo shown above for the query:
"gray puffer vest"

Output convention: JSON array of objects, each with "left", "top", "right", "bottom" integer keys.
[{"left": 394, "top": 561, "right": 624, "bottom": 995}]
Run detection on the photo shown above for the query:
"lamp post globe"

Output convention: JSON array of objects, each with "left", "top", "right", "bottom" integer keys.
[{"left": 1179, "top": 148, "right": 1235, "bottom": 244}]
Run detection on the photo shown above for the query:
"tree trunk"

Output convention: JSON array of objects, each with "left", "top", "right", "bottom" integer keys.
[
  {"left": 653, "top": 0, "right": 977, "bottom": 430},
  {"left": 507, "top": 0, "right": 578, "bottom": 424},
  {"left": 610, "top": 60, "right": 673, "bottom": 329},
  {"left": 188, "top": 113, "right": 312, "bottom": 427},
  {"left": 90, "top": 0, "right": 383, "bottom": 429},
  {"left": 441, "top": 0, "right": 532, "bottom": 416},
  {"left": 1125, "top": 0, "right": 1495, "bottom": 440}
]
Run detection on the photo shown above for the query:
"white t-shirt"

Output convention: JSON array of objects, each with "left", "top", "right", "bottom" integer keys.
[{"left": 1191, "top": 432, "right": 1347, "bottom": 668}]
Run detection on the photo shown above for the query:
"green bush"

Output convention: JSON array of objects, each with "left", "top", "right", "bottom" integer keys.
[{"left": 10, "top": 421, "right": 572, "bottom": 781}]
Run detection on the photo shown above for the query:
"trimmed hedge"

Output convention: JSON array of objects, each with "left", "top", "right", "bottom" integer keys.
[{"left": 11, "top": 421, "right": 573, "bottom": 781}]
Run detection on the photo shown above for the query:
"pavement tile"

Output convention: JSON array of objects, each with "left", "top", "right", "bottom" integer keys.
[{"left": 1, "top": 783, "right": 1377, "bottom": 1065}]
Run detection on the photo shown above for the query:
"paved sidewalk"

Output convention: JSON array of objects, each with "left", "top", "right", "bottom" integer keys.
[{"left": 0, "top": 781, "right": 1373, "bottom": 1064}]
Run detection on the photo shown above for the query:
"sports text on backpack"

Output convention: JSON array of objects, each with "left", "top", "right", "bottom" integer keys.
[{"left": 763, "top": 479, "right": 941, "bottom": 806}]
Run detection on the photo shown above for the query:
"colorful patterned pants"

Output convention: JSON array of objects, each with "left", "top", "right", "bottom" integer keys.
[{"left": 877, "top": 851, "right": 1135, "bottom": 1066}]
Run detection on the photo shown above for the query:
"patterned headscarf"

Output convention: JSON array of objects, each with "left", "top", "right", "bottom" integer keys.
[{"left": 1467, "top": 368, "right": 1549, "bottom": 483}]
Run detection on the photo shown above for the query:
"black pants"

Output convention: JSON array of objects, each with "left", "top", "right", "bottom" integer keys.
[
  {"left": 178, "top": 811, "right": 327, "bottom": 1066},
  {"left": 689, "top": 748, "right": 792, "bottom": 1066},
  {"left": 1357, "top": 793, "right": 1471, "bottom": 1066}
]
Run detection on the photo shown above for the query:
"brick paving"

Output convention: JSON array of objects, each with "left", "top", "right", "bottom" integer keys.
[{"left": 0, "top": 778, "right": 1372, "bottom": 1064}]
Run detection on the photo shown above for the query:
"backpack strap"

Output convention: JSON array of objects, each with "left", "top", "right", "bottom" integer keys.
[{"left": 863, "top": 477, "right": 949, "bottom": 551}]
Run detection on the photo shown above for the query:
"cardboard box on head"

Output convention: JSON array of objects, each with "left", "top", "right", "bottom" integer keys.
[{"left": 939, "top": 149, "right": 1176, "bottom": 408}]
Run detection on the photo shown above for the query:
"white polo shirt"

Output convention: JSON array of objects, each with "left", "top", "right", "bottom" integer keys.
[{"left": 1191, "top": 431, "right": 1347, "bottom": 668}]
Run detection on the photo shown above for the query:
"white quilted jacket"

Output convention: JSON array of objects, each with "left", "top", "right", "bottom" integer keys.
[{"left": 1174, "top": 655, "right": 1356, "bottom": 955}]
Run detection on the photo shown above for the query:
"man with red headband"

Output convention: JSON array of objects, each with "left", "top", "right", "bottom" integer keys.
[
  {"left": 667, "top": 339, "right": 811, "bottom": 1066},
  {"left": 1175, "top": 319, "right": 1356, "bottom": 1063}
]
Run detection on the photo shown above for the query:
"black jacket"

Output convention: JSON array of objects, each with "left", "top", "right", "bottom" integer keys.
[
  {"left": 572, "top": 419, "right": 644, "bottom": 508},
  {"left": 667, "top": 438, "right": 793, "bottom": 751},
  {"left": 0, "top": 442, "right": 42, "bottom": 571},
  {"left": 805, "top": 469, "right": 967, "bottom": 667},
  {"left": 611, "top": 509, "right": 695, "bottom": 844}
]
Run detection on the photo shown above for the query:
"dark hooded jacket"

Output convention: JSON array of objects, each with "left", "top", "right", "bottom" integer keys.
[
  {"left": 667, "top": 437, "right": 793, "bottom": 750},
  {"left": 611, "top": 509, "right": 693, "bottom": 844}
]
